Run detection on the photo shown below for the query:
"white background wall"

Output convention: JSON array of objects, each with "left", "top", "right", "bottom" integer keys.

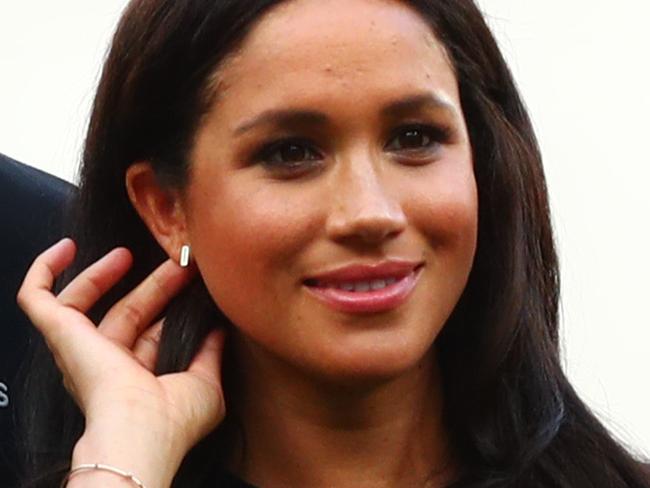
[{"left": 1, "top": 1, "right": 648, "bottom": 458}]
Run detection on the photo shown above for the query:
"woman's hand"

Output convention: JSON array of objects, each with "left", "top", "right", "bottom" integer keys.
[{"left": 17, "top": 238, "right": 226, "bottom": 487}]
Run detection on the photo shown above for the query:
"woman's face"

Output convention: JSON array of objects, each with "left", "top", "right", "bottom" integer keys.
[{"left": 183, "top": 0, "right": 477, "bottom": 383}]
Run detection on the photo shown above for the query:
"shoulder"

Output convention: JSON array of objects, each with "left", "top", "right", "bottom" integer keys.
[
  {"left": 0, "top": 153, "right": 75, "bottom": 256},
  {"left": 0, "top": 152, "right": 73, "bottom": 209},
  {"left": 0, "top": 151, "right": 76, "bottom": 348},
  {"left": 0, "top": 154, "right": 75, "bottom": 485}
]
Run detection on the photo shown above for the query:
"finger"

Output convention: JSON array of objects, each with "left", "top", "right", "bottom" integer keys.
[
  {"left": 17, "top": 238, "right": 77, "bottom": 332},
  {"left": 166, "top": 329, "right": 228, "bottom": 445},
  {"left": 99, "top": 260, "right": 195, "bottom": 348},
  {"left": 132, "top": 320, "right": 164, "bottom": 371},
  {"left": 187, "top": 328, "right": 227, "bottom": 388},
  {"left": 57, "top": 247, "right": 133, "bottom": 313},
  {"left": 18, "top": 237, "right": 76, "bottom": 299}
]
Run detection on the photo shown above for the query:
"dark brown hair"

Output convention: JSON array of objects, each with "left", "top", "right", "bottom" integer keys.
[{"left": 19, "top": 1, "right": 650, "bottom": 486}]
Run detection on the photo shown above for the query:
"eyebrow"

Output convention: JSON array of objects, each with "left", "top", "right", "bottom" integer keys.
[{"left": 233, "top": 92, "right": 458, "bottom": 136}]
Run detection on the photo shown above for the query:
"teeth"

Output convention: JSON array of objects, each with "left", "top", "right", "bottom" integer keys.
[
  {"left": 354, "top": 282, "right": 371, "bottom": 292},
  {"left": 329, "top": 278, "right": 399, "bottom": 291},
  {"left": 311, "top": 277, "right": 402, "bottom": 291},
  {"left": 370, "top": 279, "right": 387, "bottom": 290}
]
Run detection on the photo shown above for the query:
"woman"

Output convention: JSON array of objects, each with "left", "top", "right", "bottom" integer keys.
[{"left": 16, "top": 0, "right": 650, "bottom": 486}]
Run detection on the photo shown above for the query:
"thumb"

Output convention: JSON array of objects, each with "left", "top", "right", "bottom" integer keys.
[
  {"left": 187, "top": 328, "right": 227, "bottom": 389},
  {"left": 170, "top": 328, "right": 228, "bottom": 445}
]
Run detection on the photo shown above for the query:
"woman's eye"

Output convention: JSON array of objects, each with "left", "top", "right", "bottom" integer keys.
[
  {"left": 255, "top": 139, "right": 322, "bottom": 170},
  {"left": 384, "top": 125, "right": 450, "bottom": 154}
]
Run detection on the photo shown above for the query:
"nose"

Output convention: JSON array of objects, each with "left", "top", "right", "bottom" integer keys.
[{"left": 325, "top": 156, "right": 407, "bottom": 246}]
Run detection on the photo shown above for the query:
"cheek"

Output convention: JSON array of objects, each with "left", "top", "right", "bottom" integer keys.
[
  {"left": 186, "top": 181, "right": 320, "bottom": 323},
  {"left": 406, "top": 161, "right": 478, "bottom": 257},
  {"left": 403, "top": 161, "right": 478, "bottom": 344}
]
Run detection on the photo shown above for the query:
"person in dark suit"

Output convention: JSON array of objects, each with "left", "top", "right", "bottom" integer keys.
[{"left": 0, "top": 153, "right": 74, "bottom": 487}]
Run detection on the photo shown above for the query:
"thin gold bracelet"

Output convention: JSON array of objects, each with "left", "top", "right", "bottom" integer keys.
[{"left": 60, "top": 463, "right": 147, "bottom": 488}]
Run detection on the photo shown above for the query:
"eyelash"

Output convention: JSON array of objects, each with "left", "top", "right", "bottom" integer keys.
[{"left": 252, "top": 123, "right": 453, "bottom": 172}]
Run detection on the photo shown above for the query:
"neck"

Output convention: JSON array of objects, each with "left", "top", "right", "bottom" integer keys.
[{"left": 227, "top": 344, "right": 455, "bottom": 488}]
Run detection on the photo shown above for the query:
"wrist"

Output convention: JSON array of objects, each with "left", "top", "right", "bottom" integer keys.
[
  {"left": 63, "top": 463, "right": 147, "bottom": 488},
  {"left": 71, "top": 418, "right": 187, "bottom": 488}
]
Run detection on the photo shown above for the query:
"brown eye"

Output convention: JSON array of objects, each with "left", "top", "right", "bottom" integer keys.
[
  {"left": 280, "top": 143, "right": 311, "bottom": 163},
  {"left": 397, "top": 128, "right": 431, "bottom": 149},
  {"left": 255, "top": 138, "right": 322, "bottom": 170},
  {"left": 385, "top": 124, "right": 450, "bottom": 153}
]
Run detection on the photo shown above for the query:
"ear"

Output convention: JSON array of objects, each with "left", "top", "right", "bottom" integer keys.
[{"left": 125, "top": 162, "right": 188, "bottom": 263}]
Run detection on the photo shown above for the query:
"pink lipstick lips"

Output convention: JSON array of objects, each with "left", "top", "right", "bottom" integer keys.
[{"left": 303, "top": 260, "right": 424, "bottom": 314}]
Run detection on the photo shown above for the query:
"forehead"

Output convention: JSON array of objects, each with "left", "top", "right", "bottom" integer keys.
[{"left": 213, "top": 0, "right": 459, "bottom": 119}]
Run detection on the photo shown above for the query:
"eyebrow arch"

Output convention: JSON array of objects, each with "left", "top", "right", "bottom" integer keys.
[
  {"left": 234, "top": 110, "right": 328, "bottom": 136},
  {"left": 381, "top": 92, "right": 458, "bottom": 119},
  {"left": 233, "top": 92, "right": 458, "bottom": 136}
]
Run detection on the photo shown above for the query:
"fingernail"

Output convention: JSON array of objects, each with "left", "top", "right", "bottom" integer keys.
[
  {"left": 49, "top": 237, "right": 75, "bottom": 253},
  {"left": 56, "top": 237, "right": 74, "bottom": 247}
]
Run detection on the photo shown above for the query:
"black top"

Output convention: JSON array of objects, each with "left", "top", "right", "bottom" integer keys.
[
  {"left": 0, "top": 153, "right": 74, "bottom": 487},
  {"left": 216, "top": 470, "right": 259, "bottom": 487}
]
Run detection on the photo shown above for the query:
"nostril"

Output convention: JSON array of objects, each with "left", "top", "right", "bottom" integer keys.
[
  {"left": 325, "top": 204, "right": 407, "bottom": 245},
  {"left": 344, "top": 224, "right": 405, "bottom": 246}
]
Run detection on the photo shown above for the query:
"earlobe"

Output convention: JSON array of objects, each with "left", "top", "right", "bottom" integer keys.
[{"left": 125, "top": 162, "right": 188, "bottom": 262}]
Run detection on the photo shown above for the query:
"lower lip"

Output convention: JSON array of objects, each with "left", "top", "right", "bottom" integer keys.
[{"left": 303, "top": 266, "right": 422, "bottom": 314}]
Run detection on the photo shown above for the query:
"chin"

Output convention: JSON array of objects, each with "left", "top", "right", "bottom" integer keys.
[{"left": 307, "top": 340, "right": 437, "bottom": 388}]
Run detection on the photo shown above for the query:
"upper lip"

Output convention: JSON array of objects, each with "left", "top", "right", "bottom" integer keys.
[{"left": 304, "top": 260, "right": 423, "bottom": 285}]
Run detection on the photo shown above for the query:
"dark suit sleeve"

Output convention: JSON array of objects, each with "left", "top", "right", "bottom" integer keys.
[{"left": 0, "top": 153, "right": 75, "bottom": 487}]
